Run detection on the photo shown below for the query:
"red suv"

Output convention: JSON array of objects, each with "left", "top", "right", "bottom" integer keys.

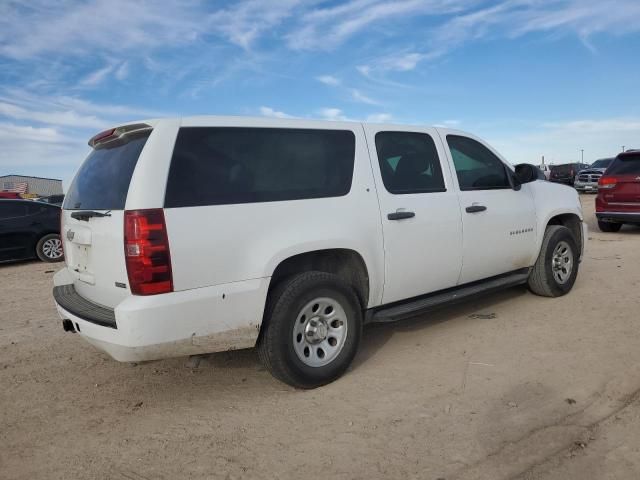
[{"left": 596, "top": 150, "right": 640, "bottom": 232}]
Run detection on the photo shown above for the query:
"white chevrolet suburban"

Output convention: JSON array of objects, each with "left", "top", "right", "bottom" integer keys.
[{"left": 53, "top": 117, "right": 586, "bottom": 388}]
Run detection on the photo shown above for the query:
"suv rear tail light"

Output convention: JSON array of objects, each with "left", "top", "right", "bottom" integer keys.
[
  {"left": 124, "top": 209, "right": 173, "bottom": 295},
  {"left": 598, "top": 176, "right": 617, "bottom": 189}
]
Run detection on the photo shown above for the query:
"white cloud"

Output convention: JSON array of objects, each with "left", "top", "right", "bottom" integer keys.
[
  {"left": 0, "top": 0, "right": 204, "bottom": 59},
  {"left": 115, "top": 62, "right": 130, "bottom": 81},
  {"left": 208, "top": 0, "right": 302, "bottom": 49},
  {"left": 1, "top": 89, "right": 163, "bottom": 120},
  {"left": 0, "top": 101, "right": 105, "bottom": 129},
  {"left": 259, "top": 106, "right": 293, "bottom": 118},
  {"left": 318, "top": 108, "right": 348, "bottom": 121},
  {"left": 351, "top": 89, "right": 380, "bottom": 105},
  {"left": 80, "top": 64, "right": 114, "bottom": 87},
  {"left": 287, "top": 0, "right": 469, "bottom": 50},
  {"left": 366, "top": 113, "right": 392, "bottom": 123},
  {"left": 317, "top": 75, "right": 341, "bottom": 86},
  {"left": 440, "top": 119, "right": 461, "bottom": 127},
  {"left": 361, "top": 52, "right": 427, "bottom": 75},
  {"left": 0, "top": 122, "right": 69, "bottom": 144}
]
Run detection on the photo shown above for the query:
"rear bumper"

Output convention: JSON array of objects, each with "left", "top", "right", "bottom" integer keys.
[
  {"left": 53, "top": 269, "right": 269, "bottom": 362},
  {"left": 596, "top": 212, "right": 640, "bottom": 224}
]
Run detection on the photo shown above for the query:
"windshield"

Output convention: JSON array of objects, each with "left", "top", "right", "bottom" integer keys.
[
  {"left": 64, "top": 131, "right": 150, "bottom": 210},
  {"left": 590, "top": 158, "right": 613, "bottom": 169}
]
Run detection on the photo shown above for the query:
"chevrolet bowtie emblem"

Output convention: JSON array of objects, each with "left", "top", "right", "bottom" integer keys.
[{"left": 66, "top": 230, "right": 75, "bottom": 241}]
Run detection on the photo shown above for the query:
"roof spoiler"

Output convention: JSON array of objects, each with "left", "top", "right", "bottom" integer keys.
[{"left": 88, "top": 123, "right": 152, "bottom": 148}]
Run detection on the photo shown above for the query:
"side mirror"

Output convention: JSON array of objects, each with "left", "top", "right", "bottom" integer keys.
[{"left": 514, "top": 163, "right": 543, "bottom": 184}]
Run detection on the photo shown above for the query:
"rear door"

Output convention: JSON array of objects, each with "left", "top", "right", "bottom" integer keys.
[
  {"left": 603, "top": 153, "right": 640, "bottom": 210},
  {"left": 62, "top": 127, "right": 152, "bottom": 308},
  {"left": 364, "top": 126, "right": 463, "bottom": 303}
]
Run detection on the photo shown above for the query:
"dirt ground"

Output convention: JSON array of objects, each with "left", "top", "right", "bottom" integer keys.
[{"left": 1, "top": 195, "right": 639, "bottom": 480}]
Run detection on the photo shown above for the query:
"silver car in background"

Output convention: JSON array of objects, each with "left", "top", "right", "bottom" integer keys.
[{"left": 574, "top": 158, "right": 614, "bottom": 193}]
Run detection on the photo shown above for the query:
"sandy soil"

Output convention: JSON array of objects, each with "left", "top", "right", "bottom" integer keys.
[{"left": 1, "top": 195, "right": 639, "bottom": 480}]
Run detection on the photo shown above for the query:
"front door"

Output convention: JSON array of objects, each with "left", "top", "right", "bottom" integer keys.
[
  {"left": 364, "top": 126, "right": 463, "bottom": 304},
  {"left": 440, "top": 132, "right": 537, "bottom": 284}
]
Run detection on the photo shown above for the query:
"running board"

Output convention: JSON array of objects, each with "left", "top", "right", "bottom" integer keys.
[{"left": 367, "top": 269, "right": 530, "bottom": 324}]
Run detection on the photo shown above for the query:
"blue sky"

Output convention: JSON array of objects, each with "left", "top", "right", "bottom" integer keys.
[{"left": 1, "top": 0, "right": 640, "bottom": 188}]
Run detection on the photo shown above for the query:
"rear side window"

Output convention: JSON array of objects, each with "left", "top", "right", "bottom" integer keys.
[
  {"left": 164, "top": 127, "right": 356, "bottom": 208},
  {"left": 447, "top": 135, "right": 510, "bottom": 190},
  {"left": 374, "top": 131, "right": 445, "bottom": 194},
  {"left": 64, "top": 131, "right": 151, "bottom": 210},
  {"left": 607, "top": 154, "right": 640, "bottom": 175},
  {"left": 0, "top": 202, "right": 27, "bottom": 219}
]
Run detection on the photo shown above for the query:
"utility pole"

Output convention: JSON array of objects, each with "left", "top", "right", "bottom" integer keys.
[
  {"left": 580, "top": 149, "right": 584, "bottom": 164},
  {"left": 622, "top": 146, "right": 626, "bottom": 152}
]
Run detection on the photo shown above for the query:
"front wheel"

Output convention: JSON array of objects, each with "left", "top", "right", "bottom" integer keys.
[
  {"left": 36, "top": 233, "right": 64, "bottom": 262},
  {"left": 528, "top": 225, "right": 579, "bottom": 297},
  {"left": 257, "top": 272, "right": 362, "bottom": 389}
]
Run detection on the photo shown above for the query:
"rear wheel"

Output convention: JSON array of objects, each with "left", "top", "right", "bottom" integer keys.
[
  {"left": 598, "top": 220, "right": 622, "bottom": 233},
  {"left": 257, "top": 271, "right": 362, "bottom": 389},
  {"left": 36, "top": 234, "right": 64, "bottom": 262},
  {"left": 528, "top": 225, "right": 579, "bottom": 297}
]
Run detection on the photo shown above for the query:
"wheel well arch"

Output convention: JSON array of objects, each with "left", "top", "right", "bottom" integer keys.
[
  {"left": 268, "top": 249, "right": 370, "bottom": 309},
  {"left": 546, "top": 213, "right": 583, "bottom": 253}
]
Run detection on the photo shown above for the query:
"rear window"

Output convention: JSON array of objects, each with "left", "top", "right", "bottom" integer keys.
[
  {"left": 64, "top": 131, "right": 150, "bottom": 210},
  {"left": 164, "top": 127, "right": 356, "bottom": 208},
  {"left": 607, "top": 154, "right": 640, "bottom": 175},
  {"left": 551, "top": 164, "right": 572, "bottom": 173}
]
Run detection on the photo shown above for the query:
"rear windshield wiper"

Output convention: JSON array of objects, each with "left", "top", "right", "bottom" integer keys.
[{"left": 70, "top": 210, "right": 112, "bottom": 221}]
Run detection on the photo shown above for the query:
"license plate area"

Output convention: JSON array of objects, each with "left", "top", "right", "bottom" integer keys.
[{"left": 66, "top": 225, "right": 95, "bottom": 284}]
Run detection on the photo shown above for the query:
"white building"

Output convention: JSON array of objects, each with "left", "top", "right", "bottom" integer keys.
[{"left": 0, "top": 175, "right": 63, "bottom": 196}]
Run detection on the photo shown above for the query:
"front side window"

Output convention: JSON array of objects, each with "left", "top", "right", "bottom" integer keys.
[
  {"left": 165, "top": 127, "right": 356, "bottom": 208},
  {"left": 374, "top": 131, "right": 446, "bottom": 194},
  {"left": 447, "top": 135, "right": 510, "bottom": 191}
]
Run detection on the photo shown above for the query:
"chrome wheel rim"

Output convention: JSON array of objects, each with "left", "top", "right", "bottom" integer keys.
[
  {"left": 293, "top": 297, "right": 348, "bottom": 368},
  {"left": 43, "top": 238, "right": 63, "bottom": 259},
  {"left": 551, "top": 240, "right": 573, "bottom": 284}
]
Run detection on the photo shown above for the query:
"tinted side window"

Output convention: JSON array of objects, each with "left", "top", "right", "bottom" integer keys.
[
  {"left": 447, "top": 135, "right": 510, "bottom": 191},
  {"left": 374, "top": 132, "right": 446, "bottom": 194},
  {"left": 0, "top": 202, "right": 27, "bottom": 219},
  {"left": 607, "top": 154, "right": 640, "bottom": 174},
  {"left": 165, "top": 128, "right": 356, "bottom": 208},
  {"left": 64, "top": 131, "right": 150, "bottom": 210}
]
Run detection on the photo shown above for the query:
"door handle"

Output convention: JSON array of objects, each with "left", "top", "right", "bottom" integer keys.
[
  {"left": 387, "top": 211, "right": 415, "bottom": 220},
  {"left": 465, "top": 205, "right": 487, "bottom": 213}
]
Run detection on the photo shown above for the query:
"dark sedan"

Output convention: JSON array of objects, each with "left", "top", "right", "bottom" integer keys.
[{"left": 0, "top": 199, "right": 64, "bottom": 263}]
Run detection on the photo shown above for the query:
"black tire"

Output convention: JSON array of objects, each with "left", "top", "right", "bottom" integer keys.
[
  {"left": 598, "top": 220, "right": 622, "bottom": 233},
  {"left": 36, "top": 233, "right": 64, "bottom": 262},
  {"left": 257, "top": 271, "right": 362, "bottom": 389},
  {"left": 528, "top": 225, "right": 579, "bottom": 297}
]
